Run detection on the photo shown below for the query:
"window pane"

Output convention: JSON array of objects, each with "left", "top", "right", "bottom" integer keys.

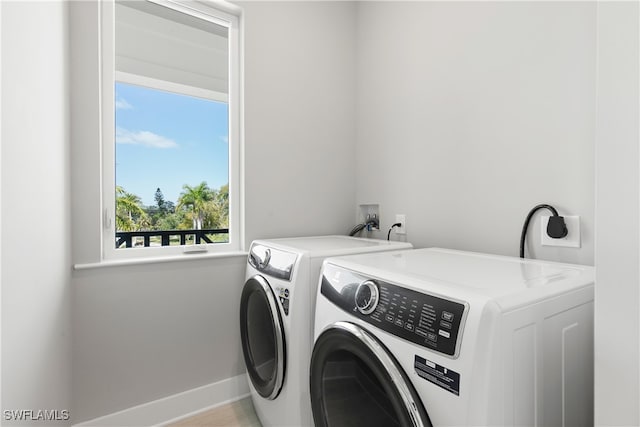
[
  {"left": 114, "top": 83, "right": 229, "bottom": 248},
  {"left": 113, "top": 1, "right": 231, "bottom": 250},
  {"left": 115, "top": 1, "right": 228, "bottom": 94}
]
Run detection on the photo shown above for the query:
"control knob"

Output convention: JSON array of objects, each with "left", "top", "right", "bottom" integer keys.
[{"left": 355, "top": 280, "right": 379, "bottom": 315}]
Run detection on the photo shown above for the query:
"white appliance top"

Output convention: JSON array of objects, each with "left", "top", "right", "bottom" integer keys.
[
  {"left": 254, "top": 235, "right": 412, "bottom": 258},
  {"left": 325, "top": 248, "right": 594, "bottom": 301}
]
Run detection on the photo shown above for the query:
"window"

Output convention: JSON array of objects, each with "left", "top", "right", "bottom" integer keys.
[{"left": 101, "top": 0, "right": 242, "bottom": 259}]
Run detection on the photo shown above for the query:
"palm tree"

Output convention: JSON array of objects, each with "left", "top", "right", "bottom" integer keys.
[
  {"left": 216, "top": 183, "right": 229, "bottom": 227},
  {"left": 116, "top": 186, "right": 148, "bottom": 231},
  {"left": 176, "top": 182, "right": 216, "bottom": 230}
]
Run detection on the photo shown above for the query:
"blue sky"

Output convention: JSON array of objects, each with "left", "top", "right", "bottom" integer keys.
[{"left": 115, "top": 82, "right": 229, "bottom": 206}]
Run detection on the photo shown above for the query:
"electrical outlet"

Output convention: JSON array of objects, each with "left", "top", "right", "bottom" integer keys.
[
  {"left": 395, "top": 214, "right": 406, "bottom": 235},
  {"left": 541, "top": 216, "right": 580, "bottom": 248}
]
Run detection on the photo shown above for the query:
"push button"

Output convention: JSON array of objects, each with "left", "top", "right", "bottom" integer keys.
[
  {"left": 442, "top": 311, "right": 454, "bottom": 322},
  {"left": 438, "top": 329, "right": 450, "bottom": 339}
]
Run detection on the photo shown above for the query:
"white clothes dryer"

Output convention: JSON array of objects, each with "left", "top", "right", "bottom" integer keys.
[
  {"left": 311, "top": 248, "right": 594, "bottom": 427},
  {"left": 240, "top": 235, "right": 412, "bottom": 427}
]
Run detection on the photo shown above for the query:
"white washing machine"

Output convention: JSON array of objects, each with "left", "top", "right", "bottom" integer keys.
[
  {"left": 239, "top": 235, "right": 412, "bottom": 427},
  {"left": 311, "top": 248, "right": 594, "bottom": 427}
]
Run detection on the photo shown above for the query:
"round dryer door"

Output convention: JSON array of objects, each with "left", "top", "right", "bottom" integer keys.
[
  {"left": 310, "top": 321, "right": 432, "bottom": 427},
  {"left": 240, "top": 275, "right": 286, "bottom": 400}
]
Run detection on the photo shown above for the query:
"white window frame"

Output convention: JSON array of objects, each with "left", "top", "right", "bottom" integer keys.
[{"left": 100, "top": 0, "right": 243, "bottom": 260}]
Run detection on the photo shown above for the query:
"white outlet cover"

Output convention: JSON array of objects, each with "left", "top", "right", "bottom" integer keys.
[
  {"left": 395, "top": 214, "right": 406, "bottom": 235},
  {"left": 541, "top": 215, "right": 581, "bottom": 248}
]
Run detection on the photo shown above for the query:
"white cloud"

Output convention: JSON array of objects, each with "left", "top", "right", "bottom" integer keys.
[
  {"left": 115, "top": 97, "right": 133, "bottom": 110},
  {"left": 116, "top": 127, "right": 179, "bottom": 149}
]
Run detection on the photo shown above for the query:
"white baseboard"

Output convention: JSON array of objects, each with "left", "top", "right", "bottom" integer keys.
[{"left": 74, "top": 374, "right": 250, "bottom": 427}]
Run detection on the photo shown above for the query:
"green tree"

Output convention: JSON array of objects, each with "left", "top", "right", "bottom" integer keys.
[
  {"left": 154, "top": 187, "right": 167, "bottom": 214},
  {"left": 216, "top": 183, "right": 229, "bottom": 227},
  {"left": 176, "top": 182, "right": 218, "bottom": 230},
  {"left": 116, "top": 186, "right": 149, "bottom": 231}
]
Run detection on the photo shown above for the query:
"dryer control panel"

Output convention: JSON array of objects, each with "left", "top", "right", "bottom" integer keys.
[{"left": 321, "top": 264, "right": 468, "bottom": 358}]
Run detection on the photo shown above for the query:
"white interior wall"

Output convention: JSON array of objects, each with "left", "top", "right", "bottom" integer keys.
[
  {"left": 355, "top": 1, "right": 596, "bottom": 266},
  {"left": 70, "top": 1, "right": 357, "bottom": 423},
  {"left": 594, "top": 2, "right": 640, "bottom": 425},
  {"left": 71, "top": 257, "right": 248, "bottom": 423},
  {"left": 242, "top": 1, "right": 357, "bottom": 242},
  {"left": 0, "top": 0, "right": 3, "bottom": 413},
  {"left": 1, "top": 1, "right": 72, "bottom": 425}
]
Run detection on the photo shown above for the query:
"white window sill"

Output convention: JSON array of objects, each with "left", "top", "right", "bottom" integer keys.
[{"left": 73, "top": 250, "right": 248, "bottom": 271}]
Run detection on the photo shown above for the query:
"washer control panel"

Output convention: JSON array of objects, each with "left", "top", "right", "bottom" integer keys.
[
  {"left": 355, "top": 280, "right": 379, "bottom": 315},
  {"left": 321, "top": 263, "right": 468, "bottom": 358}
]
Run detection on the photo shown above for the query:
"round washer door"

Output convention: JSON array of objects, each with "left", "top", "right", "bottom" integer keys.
[
  {"left": 310, "top": 321, "right": 432, "bottom": 427},
  {"left": 240, "top": 274, "right": 286, "bottom": 400}
]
